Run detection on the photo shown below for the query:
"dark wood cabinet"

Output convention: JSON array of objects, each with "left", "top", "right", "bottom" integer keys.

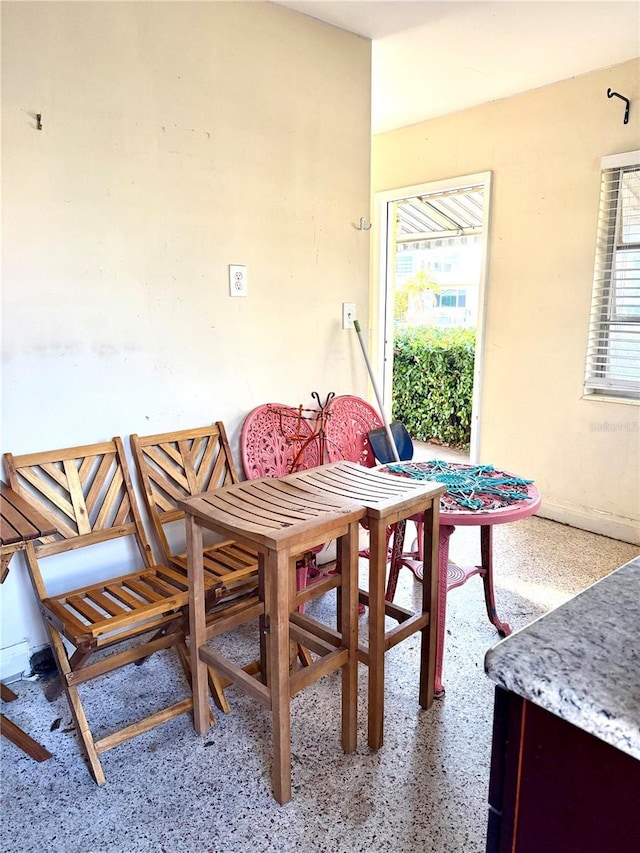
[{"left": 487, "top": 685, "right": 640, "bottom": 853}]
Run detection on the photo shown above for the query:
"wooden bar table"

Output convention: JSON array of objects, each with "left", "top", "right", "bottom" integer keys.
[
  {"left": 1, "top": 480, "right": 56, "bottom": 762},
  {"left": 273, "top": 461, "right": 444, "bottom": 751},
  {"left": 180, "top": 474, "right": 365, "bottom": 804}
]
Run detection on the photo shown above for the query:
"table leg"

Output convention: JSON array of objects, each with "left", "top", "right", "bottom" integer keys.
[
  {"left": 480, "top": 525, "right": 511, "bottom": 637},
  {"left": 1, "top": 552, "right": 12, "bottom": 584},
  {"left": 339, "top": 522, "right": 359, "bottom": 754},
  {"left": 267, "top": 548, "right": 293, "bottom": 804},
  {"left": 1, "top": 683, "right": 18, "bottom": 702},
  {"left": 367, "top": 518, "right": 387, "bottom": 751},
  {"left": 186, "top": 515, "right": 210, "bottom": 735},
  {"left": 419, "top": 502, "right": 439, "bottom": 709},
  {"left": 1, "top": 713, "right": 52, "bottom": 762},
  {"left": 434, "top": 524, "right": 455, "bottom": 698}
]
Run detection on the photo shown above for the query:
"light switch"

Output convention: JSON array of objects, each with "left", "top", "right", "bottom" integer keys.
[{"left": 342, "top": 302, "right": 356, "bottom": 329}]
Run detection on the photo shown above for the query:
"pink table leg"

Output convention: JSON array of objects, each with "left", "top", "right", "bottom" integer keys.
[
  {"left": 434, "top": 524, "right": 455, "bottom": 698},
  {"left": 479, "top": 525, "right": 512, "bottom": 636},
  {"left": 386, "top": 520, "right": 513, "bottom": 697}
]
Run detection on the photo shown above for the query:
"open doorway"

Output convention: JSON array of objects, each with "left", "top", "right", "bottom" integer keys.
[{"left": 373, "top": 173, "right": 491, "bottom": 462}]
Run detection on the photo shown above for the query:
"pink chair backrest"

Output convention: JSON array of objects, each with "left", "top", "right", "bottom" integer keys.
[
  {"left": 241, "top": 403, "right": 321, "bottom": 479},
  {"left": 324, "top": 395, "right": 383, "bottom": 468}
]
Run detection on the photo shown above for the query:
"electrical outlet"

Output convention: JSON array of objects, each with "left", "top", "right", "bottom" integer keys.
[
  {"left": 342, "top": 302, "right": 356, "bottom": 329},
  {"left": 229, "top": 265, "right": 248, "bottom": 297}
]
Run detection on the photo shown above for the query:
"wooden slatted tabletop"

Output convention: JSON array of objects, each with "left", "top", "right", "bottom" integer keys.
[
  {"left": 1, "top": 480, "right": 56, "bottom": 555},
  {"left": 282, "top": 460, "right": 443, "bottom": 520}
]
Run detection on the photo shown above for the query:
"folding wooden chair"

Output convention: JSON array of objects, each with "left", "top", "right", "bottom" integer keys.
[
  {"left": 3, "top": 438, "right": 218, "bottom": 785},
  {"left": 130, "top": 423, "right": 264, "bottom": 707}
]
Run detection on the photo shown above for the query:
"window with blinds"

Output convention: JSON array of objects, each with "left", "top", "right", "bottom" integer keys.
[{"left": 584, "top": 150, "right": 640, "bottom": 399}]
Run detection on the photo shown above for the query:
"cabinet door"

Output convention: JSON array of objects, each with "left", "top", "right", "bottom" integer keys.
[
  {"left": 486, "top": 686, "right": 524, "bottom": 853},
  {"left": 487, "top": 686, "right": 640, "bottom": 853}
]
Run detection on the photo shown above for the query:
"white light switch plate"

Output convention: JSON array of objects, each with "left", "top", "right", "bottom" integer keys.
[
  {"left": 342, "top": 302, "right": 356, "bottom": 329},
  {"left": 229, "top": 265, "right": 248, "bottom": 297}
]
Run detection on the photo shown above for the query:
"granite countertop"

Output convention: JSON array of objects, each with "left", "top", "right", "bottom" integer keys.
[{"left": 485, "top": 555, "right": 640, "bottom": 760}]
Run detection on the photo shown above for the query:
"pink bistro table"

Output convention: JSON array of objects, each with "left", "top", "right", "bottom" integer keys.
[{"left": 384, "top": 463, "right": 541, "bottom": 697}]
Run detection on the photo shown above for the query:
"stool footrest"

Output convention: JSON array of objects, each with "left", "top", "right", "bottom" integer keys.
[
  {"left": 357, "top": 611, "right": 428, "bottom": 665},
  {"left": 289, "top": 611, "right": 342, "bottom": 650},
  {"left": 94, "top": 697, "right": 194, "bottom": 754},
  {"left": 199, "top": 645, "right": 271, "bottom": 708},
  {"left": 358, "top": 588, "right": 415, "bottom": 624},
  {"left": 384, "top": 612, "right": 428, "bottom": 650},
  {"left": 218, "top": 660, "right": 261, "bottom": 690},
  {"left": 205, "top": 597, "right": 263, "bottom": 640},
  {"left": 295, "top": 572, "right": 341, "bottom": 607},
  {"left": 289, "top": 648, "right": 349, "bottom": 697}
]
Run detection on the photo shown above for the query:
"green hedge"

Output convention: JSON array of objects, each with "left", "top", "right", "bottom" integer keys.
[{"left": 392, "top": 326, "right": 475, "bottom": 449}]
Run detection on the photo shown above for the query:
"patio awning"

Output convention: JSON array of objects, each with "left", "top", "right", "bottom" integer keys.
[{"left": 396, "top": 184, "right": 484, "bottom": 243}]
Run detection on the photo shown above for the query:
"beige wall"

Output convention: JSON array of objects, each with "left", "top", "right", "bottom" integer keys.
[
  {"left": 373, "top": 59, "right": 640, "bottom": 545},
  {"left": 0, "top": 1, "right": 372, "bottom": 664}
]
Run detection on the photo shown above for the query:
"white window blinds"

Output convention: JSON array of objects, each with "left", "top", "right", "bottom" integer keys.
[{"left": 585, "top": 151, "right": 640, "bottom": 399}]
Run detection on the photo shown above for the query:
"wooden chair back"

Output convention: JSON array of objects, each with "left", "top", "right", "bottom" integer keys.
[
  {"left": 4, "top": 437, "right": 151, "bottom": 563},
  {"left": 3, "top": 438, "right": 203, "bottom": 784},
  {"left": 130, "top": 423, "right": 258, "bottom": 597}
]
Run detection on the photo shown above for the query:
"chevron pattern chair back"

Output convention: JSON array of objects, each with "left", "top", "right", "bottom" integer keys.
[{"left": 3, "top": 437, "right": 207, "bottom": 785}]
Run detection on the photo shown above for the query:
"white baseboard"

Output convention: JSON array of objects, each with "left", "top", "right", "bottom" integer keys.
[
  {"left": 537, "top": 500, "right": 640, "bottom": 546},
  {"left": 0, "top": 640, "right": 30, "bottom": 683}
]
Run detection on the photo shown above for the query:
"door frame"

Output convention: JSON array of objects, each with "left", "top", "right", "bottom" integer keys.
[{"left": 371, "top": 171, "right": 492, "bottom": 463}]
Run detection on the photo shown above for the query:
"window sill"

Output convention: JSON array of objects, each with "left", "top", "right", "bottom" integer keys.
[{"left": 581, "top": 393, "right": 640, "bottom": 407}]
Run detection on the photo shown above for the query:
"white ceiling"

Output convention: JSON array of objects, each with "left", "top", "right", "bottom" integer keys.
[{"left": 272, "top": 1, "right": 640, "bottom": 133}]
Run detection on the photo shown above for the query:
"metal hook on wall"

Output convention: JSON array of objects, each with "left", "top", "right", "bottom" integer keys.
[
  {"left": 355, "top": 217, "right": 372, "bottom": 231},
  {"left": 607, "top": 89, "right": 630, "bottom": 125},
  {"left": 36, "top": 113, "right": 42, "bottom": 130}
]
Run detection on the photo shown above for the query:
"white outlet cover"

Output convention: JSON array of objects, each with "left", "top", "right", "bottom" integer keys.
[{"left": 229, "top": 265, "right": 248, "bottom": 297}]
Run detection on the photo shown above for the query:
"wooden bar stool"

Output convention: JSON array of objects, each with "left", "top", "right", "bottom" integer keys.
[
  {"left": 279, "top": 462, "right": 444, "bottom": 749},
  {"left": 181, "top": 476, "right": 365, "bottom": 804}
]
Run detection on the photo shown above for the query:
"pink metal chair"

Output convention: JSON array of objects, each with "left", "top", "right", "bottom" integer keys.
[
  {"left": 241, "top": 403, "right": 320, "bottom": 478},
  {"left": 323, "top": 396, "right": 397, "bottom": 593},
  {"left": 242, "top": 396, "right": 396, "bottom": 615},
  {"left": 241, "top": 404, "right": 324, "bottom": 605},
  {"left": 324, "top": 395, "right": 382, "bottom": 467}
]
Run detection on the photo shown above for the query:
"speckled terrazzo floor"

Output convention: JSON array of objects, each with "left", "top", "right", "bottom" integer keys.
[{"left": 1, "top": 518, "right": 637, "bottom": 853}]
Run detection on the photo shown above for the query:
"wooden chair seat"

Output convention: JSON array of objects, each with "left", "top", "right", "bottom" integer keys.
[
  {"left": 40, "top": 562, "right": 205, "bottom": 651},
  {"left": 169, "top": 539, "right": 259, "bottom": 594}
]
